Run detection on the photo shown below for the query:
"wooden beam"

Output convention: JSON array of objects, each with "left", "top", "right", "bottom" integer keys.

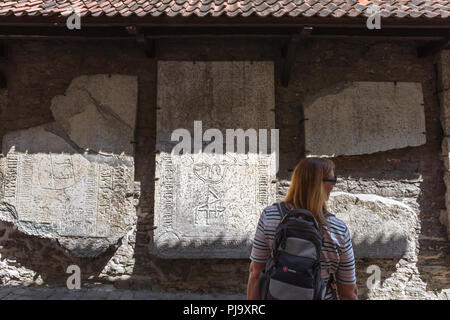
[
  {"left": 0, "top": 41, "right": 6, "bottom": 59},
  {"left": 282, "top": 27, "right": 312, "bottom": 87},
  {"left": 0, "top": 72, "right": 6, "bottom": 89},
  {"left": 0, "top": 41, "right": 8, "bottom": 83},
  {"left": 143, "top": 38, "right": 156, "bottom": 58},
  {"left": 0, "top": 25, "right": 448, "bottom": 40},
  {"left": 417, "top": 38, "right": 450, "bottom": 57},
  {"left": 0, "top": 15, "right": 448, "bottom": 28},
  {"left": 0, "top": 35, "right": 134, "bottom": 40},
  {"left": 281, "top": 33, "right": 300, "bottom": 87},
  {"left": 311, "top": 35, "right": 446, "bottom": 41},
  {"left": 0, "top": 34, "right": 447, "bottom": 43},
  {"left": 1, "top": 25, "right": 448, "bottom": 37},
  {"left": 136, "top": 27, "right": 156, "bottom": 58},
  {"left": 141, "top": 26, "right": 298, "bottom": 38}
]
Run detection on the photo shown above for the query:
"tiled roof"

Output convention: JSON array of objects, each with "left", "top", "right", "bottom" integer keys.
[{"left": 0, "top": 0, "right": 448, "bottom": 19}]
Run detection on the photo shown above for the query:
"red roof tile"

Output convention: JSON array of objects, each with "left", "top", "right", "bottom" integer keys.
[{"left": 0, "top": 0, "right": 447, "bottom": 19}]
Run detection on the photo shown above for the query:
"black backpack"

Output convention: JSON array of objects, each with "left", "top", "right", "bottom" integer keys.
[{"left": 258, "top": 202, "right": 334, "bottom": 300}]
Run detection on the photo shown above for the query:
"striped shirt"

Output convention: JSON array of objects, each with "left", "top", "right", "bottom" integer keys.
[{"left": 250, "top": 203, "right": 356, "bottom": 299}]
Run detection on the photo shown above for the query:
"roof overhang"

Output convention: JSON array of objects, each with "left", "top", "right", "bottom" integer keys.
[
  {"left": 0, "top": 15, "right": 448, "bottom": 87},
  {"left": 0, "top": 16, "right": 448, "bottom": 41}
]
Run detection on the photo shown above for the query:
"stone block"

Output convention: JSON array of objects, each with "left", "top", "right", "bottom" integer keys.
[
  {"left": 304, "top": 82, "right": 426, "bottom": 157},
  {"left": 0, "top": 74, "right": 139, "bottom": 257},
  {"left": 328, "top": 192, "right": 419, "bottom": 258},
  {"left": 50, "top": 74, "right": 138, "bottom": 155},
  {"left": 154, "top": 61, "right": 277, "bottom": 258}
]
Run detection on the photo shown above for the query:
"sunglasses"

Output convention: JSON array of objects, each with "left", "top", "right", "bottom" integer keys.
[{"left": 323, "top": 176, "right": 338, "bottom": 185}]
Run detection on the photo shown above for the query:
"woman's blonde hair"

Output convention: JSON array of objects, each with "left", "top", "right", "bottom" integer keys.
[{"left": 284, "top": 157, "right": 335, "bottom": 229}]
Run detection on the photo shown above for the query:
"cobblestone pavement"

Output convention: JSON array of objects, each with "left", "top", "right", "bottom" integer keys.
[{"left": 0, "top": 285, "right": 246, "bottom": 300}]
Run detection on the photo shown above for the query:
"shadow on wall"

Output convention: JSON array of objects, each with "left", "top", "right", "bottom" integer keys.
[
  {"left": 352, "top": 236, "right": 409, "bottom": 260},
  {"left": 350, "top": 233, "right": 409, "bottom": 299},
  {"left": 142, "top": 222, "right": 411, "bottom": 296},
  {"left": 0, "top": 220, "right": 117, "bottom": 286},
  {"left": 355, "top": 258, "right": 398, "bottom": 300}
]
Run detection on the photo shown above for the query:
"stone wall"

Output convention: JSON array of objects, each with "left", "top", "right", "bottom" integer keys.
[
  {"left": 0, "top": 38, "right": 448, "bottom": 299},
  {"left": 438, "top": 50, "right": 450, "bottom": 241}
]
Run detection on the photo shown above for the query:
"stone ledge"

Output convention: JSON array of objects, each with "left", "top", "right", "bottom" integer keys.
[{"left": 0, "top": 285, "right": 246, "bottom": 300}]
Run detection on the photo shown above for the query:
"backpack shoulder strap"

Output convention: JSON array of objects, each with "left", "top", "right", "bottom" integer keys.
[
  {"left": 274, "top": 202, "right": 288, "bottom": 220},
  {"left": 290, "top": 209, "right": 320, "bottom": 230},
  {"left": 275, "top": 202, "right": 320, "bottom": 230}
]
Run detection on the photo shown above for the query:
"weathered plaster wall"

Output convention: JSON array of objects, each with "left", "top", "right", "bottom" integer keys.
[
  {"left": 0, "top": 38, "right": 448, "bottom": 299},
  {"left": 437, "top": 50, "right": 450, "bottom": 241}
]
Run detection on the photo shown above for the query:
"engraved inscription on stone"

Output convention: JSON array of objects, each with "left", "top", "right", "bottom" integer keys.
[
  {"left": 194, "top": 186, "right": 226, "bottom": 226},
  {"left": 0, "top": 74, "right": 139, "bottom": 258},
  {"left": 154, "top": 61, "right": 276, "bottom": 258},
  {"left": 304, "top": 82, "right": 426, "bottom": 156},
  {"left": 155, "top": 153, "right": 276, "bottom": 258}
]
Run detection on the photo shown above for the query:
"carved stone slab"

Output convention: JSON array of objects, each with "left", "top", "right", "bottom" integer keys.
[
  {"left": 304, "top": 82, "right": 426, "bottom": 156},
  {"left": 328, "top": 192, "right": 419, "bottom": 258},
  {"left": 50, "top": 74, "right": 137, "bottom": 155},
  {"left": 0, "top": 74, "right": 139, "bottom": 258},
  {"left": 154, "top": 61, "right": 276, "bottom": 258}
]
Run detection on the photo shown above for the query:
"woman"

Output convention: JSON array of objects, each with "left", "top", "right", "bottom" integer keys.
[{"left": 247, "top": 157, "right": 358, "bottom": 300}]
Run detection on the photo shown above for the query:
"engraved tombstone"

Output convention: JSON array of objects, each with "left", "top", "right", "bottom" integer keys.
[
  {"left": 0, "top": 74, "right": 139, "bottom": 257},
  {"left": 154, "top": 61, "right": 277, "bottom": 258},
  {"left": 304, "top": 82, "right": 426, "bottom": 157}
]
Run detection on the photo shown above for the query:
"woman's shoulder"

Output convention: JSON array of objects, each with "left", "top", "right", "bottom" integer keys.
[
  {"left": 262, "top": 204, "right": 281, "bottom": 217},
  {"left": 323, "top": 210, "right": 349, "bottom": 233}
]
